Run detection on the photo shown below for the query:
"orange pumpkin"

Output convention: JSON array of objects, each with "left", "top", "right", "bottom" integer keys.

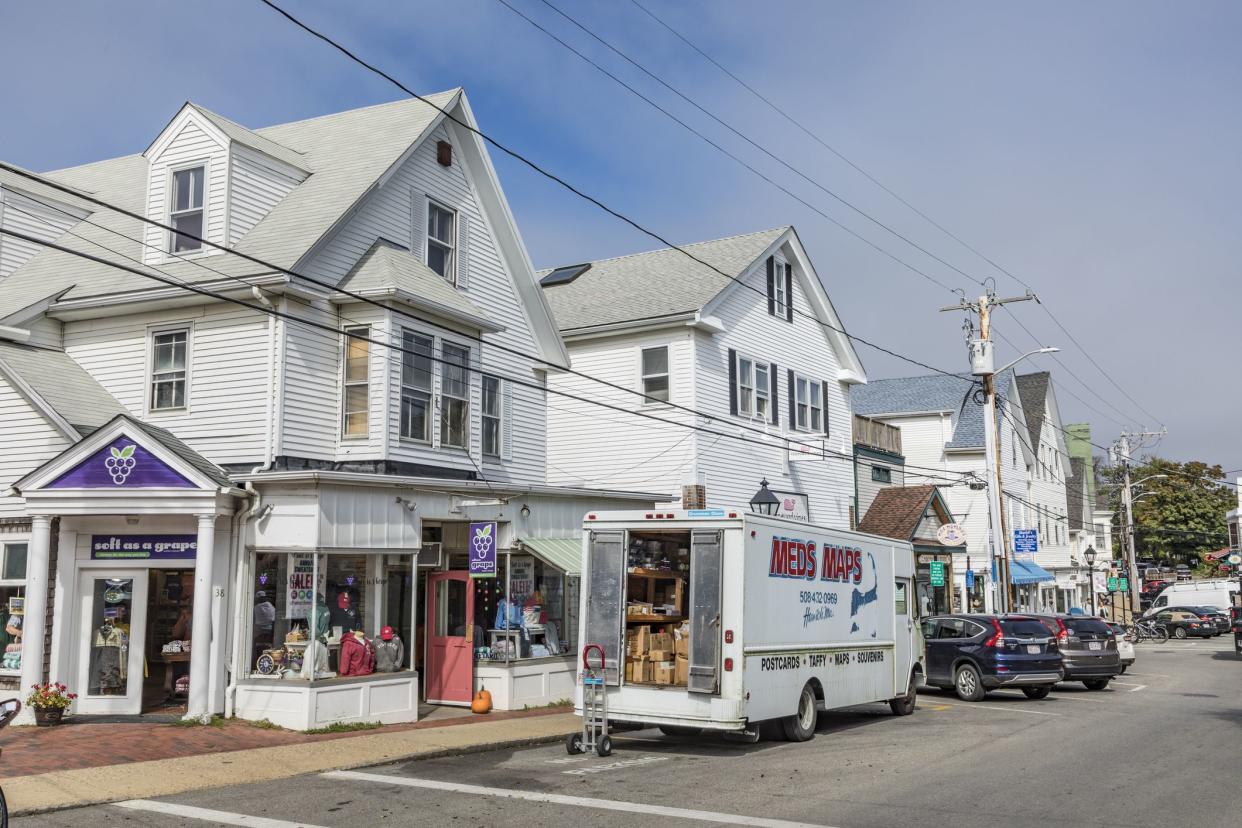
[{"left": 471, "top": 686, "right": 493, "bottom": 714}]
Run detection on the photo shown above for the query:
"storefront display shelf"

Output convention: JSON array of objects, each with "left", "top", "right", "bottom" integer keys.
[
  {"left": 626, "top": 568, "right": 686, "bottom": 579},
  {"left": 625, "top": 614, "right": 685, "bottom": 624}
]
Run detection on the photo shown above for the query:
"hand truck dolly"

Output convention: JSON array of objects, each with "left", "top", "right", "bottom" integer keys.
[{"left": 566, "top": 643, "right": 612, "bottom": 756}]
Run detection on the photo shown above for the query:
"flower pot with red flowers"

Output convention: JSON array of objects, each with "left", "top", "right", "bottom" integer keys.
[{"left": 25, "top": 683, "right": 76, "bottom": 726}]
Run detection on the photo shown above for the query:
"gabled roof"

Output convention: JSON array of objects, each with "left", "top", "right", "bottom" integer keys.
[
  {"left": 0, "top": 91, "right": 461, "bottom": 317},
  {"left": 857, "top": 485, "right": 952, "bottom": 542},
  {"left": 854, "top": 371, "right": 1008, "bottom": 452},
  {"left": 1015, "top": 372, "right": 1050, "bottom": 451},
  {"left": 185, "top": 103, "right": 311, "bottom": 173},
  {"left": 134, "top": 418, "right": 234, "bottom": 489},
  {"left": 0, "top": 341, "right": 126, "bottom": 437},
  {"left": 539, "top": 227, "right": 787, "bottom": 331},
  {"left": 337, "top": 240, "right": 502, "bottom": 333}
]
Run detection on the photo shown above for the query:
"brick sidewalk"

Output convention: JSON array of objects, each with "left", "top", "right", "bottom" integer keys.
[{"left": 0, "top": 706, "right": 569, "bottom": 779}]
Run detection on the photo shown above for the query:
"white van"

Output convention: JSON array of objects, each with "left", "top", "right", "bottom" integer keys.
[
  {"left": 575, "top": 509, "right": 922, "bottom": 742},
  {"left": 1149, "top": 579, "right": 1239, "bottom": 613}
]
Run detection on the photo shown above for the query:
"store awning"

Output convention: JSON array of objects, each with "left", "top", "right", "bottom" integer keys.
[
  {"left": 515, "top": 537, "right": 583, "bottom": 576},
  {"left": 1011, "top": 559, "right": 1056, "bottom": 585}
]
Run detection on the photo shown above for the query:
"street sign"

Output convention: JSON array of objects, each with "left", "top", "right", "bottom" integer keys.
[
  {"left": 936, "top": 523, "right": 967, "bottom": 547},
  {"left": 1107, "top": 577, "right": 1119, "bottom": 593},
  {"left": 965, "top": 569, "right": 975, "bottom": 589},
  {"left": 1013, "top": 529, "right": 1038, "bottom": 554},
  {"left": 929, "top": 561, "right": 945, "bottom": 587},
  {"left": 1119, "top": 577, "right": 1129, "bottom": 591}
]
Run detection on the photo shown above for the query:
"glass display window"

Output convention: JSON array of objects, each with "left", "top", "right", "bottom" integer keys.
[{"left": 0, "top": 542, "right": 27, "bottom": 675}]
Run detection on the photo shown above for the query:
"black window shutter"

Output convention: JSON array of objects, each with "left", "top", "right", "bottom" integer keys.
[
  {"left": 787, "top": 368, "right": 796, "bottom": 429},
  {"left": 785, "top": 263, "right": 794, "bottom": 322},
  {"left": 765, "top": 257, "right": 775, "bottom": 316},
  {"left": 728, "top": 349, "right": 738, "bottom": 415},
  {"left": 769, "top": 362, "right": 779, "bottom": 425},
  {"left": 822, "top": 379, "right": 831, "bottom": 435}
]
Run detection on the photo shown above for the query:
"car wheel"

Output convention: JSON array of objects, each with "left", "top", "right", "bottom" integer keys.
[
  {"left": 658, "top": 725, "right": 703, "bottom": 737},
  {"left": 781, "top": 683, "right": 818, "bottom": 742},
  {"left": 954, "top": 664, "right": 986, "bottom": 702},
  {"left": 1084, "top": 679, "right": 1110, "bottom": 691},
  {"left": 1022, "top": 686, "right": 1051, "bottom": 700},
  {"left": 889, "top": 676, "right": 918, "bottom": 716},
  {"left": 1173, "top": 627, "right": 1188, "bottom": 640}
]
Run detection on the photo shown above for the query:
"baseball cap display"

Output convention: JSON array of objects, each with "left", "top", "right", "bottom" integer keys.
[{"left": 380, "top": 625, "right": 395, "bottom": 641}]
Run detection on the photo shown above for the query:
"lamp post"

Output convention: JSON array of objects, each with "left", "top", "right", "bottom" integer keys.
[
  {"left": 1084, "top": 546, "right": 1097, "bottom": 617},
  {"left": 749, "top": 479, "right": 780, "bottom": 516}
]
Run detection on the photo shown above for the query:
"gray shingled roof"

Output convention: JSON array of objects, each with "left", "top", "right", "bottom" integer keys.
[
  {"left": 0, "top": 91, "right": 460, "bottom": 318},
  {"left": 0, "top": 342, "right": 126, "bottom": 433},
  {"left": 189, "top": 104, "right": 311, "bottom": 173},
  {"left": 852, "top": 371, "right": 1014, "bottom": 450},
  {"left": 1014, "top": 372, "right": 1050, "bottom": 451},
  {"left": 539, "top": 227, "right": 787, "bottom": 331},
  {"left": 135, "top": 417, "right": 234, "bottom": 489},
  {"left": 338, "top": 240, "right": 500, "bottom": 331}
]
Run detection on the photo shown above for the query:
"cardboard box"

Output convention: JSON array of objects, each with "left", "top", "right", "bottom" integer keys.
[
  {"left": 674, "top": 635, "right": 689, "bottom": 658},
  {"left": 633, "top": 658, "right": 653, "bottom": 683},
  {"left": 625, "top": 659, "right": 634, "bottom": 682},
  {"left": 654, "top": 661, "right": 675, "bottom": 685},
  {"left": 675, "top": 655, "right": 689, "bottom": 685},
  {"left": 648, "top": 649, "right": 672, "bottom": 662},
  {"left": 627, "top": 602, "right": 654, "bottom": 616},
  {"left": 631, "top": 625, "right": 651, "bottom": 655},
  {"left": 650, "top": 632, "right": 673, "bottom": 652}
]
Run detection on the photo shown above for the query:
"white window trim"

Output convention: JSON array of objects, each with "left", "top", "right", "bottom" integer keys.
[
  {"left": 341, "top": 324, "right": 371, "bottom": 440},
  {"left": 165, "top": 159, "right": 210, "bottom": 258},
  {"left": 792, "top": 372, "right": 823, "bottom": 432},
  {"left": 733, "top": 352, "right": 770, "bottom": 421},
  {"left": 638, "top": 345, "right": 671, "bottom": 406},
  {"left": 438, "top": 338, "right": 473, "bottom": 451},
  {"left": 481, "top": 374, "right": 502, "bottom": 458},
  {"left": 425, "top": 198, "right": 457, "bottom": 285},
  {"left": 145, "top": 322, "right": 193, "bottom": 415},
  {"left": 398, "top": 328, "right": 435, "bottom": 445}
]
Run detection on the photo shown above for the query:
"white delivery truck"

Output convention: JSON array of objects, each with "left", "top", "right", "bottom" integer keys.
[{"left": 576, "top": 509, "right": 923, "bottom": 742}]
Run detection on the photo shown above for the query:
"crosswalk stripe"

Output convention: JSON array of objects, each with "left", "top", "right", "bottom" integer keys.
[{"left": 325, "top": 770, "right": 833, "bottom": 827}]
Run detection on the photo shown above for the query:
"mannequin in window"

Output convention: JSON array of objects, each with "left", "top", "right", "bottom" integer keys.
[
  {"left": 301, "top": 593, "right": 332, "bottom": 680},
  {"left": 330, "top": 587, "right": 361, "bottom": 634},
  {"left": 338, "top": 628, "right": 375, "bottom": 677},
  {"left": 373, "top": 625, "right": 404, "bottom": 673},
  {"left": 92, "top": 616, "right": 129, "bottom": 694}
]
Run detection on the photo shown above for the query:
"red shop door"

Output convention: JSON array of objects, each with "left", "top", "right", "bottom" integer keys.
[{"left": 425, "top": 571, "right": 474, "bottom": 705}]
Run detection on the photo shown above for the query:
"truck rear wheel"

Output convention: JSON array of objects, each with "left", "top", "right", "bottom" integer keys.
[
  {"left": 889, "top": 679, "right": 917, "bottom": 716},
  {"left": 781, "top": 683, "right": 818, "bottom": 742}
]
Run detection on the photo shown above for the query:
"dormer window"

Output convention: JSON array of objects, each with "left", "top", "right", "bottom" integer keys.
[
  {"left": 426, "top": 201, "right": 455, "bottom": 282},
  {"left": 170, "top": 166, "right": 205, "bottom": 253}
]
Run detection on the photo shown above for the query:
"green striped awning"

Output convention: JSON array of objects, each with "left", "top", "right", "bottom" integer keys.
[{"left": 515, "top": 537, "right": 583, "bottom": 576}]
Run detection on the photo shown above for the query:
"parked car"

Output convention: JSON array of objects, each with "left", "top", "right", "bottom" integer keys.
[
  {"left": 1140, "top": 605, "right": 1227, "bottom": 636},
  {"left": 1175, "top": 564, "right": 1193, "bottom": 581},
  {"left": 921, "top": 615, "right": 1063, "bottom": 702},
  {"left": 1105, "top": 622, "right": 1136, "bottom": 672},
  {"left": 1150, "top": 609, "right": 1216, "bottom": 639},
  {"left": 1030, "top": 614, "right": 1122, "bottom": 690}
]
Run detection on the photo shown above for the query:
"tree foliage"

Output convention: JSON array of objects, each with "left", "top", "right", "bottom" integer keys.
[{"left": 1100, "top": 458, "right": 1233, "bottom": 565}]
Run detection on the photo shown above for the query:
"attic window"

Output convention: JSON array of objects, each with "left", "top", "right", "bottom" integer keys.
[
  {"left": 170, "top": 166, "right": 205, "bottom": 253},
  {"left": 540, "top": 263, "right": 591, "bottom": 287}
]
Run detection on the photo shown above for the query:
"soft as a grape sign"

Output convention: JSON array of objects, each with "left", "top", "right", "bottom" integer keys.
[{"left": 468, "top": 521, "right": 497, "bottom": 579}]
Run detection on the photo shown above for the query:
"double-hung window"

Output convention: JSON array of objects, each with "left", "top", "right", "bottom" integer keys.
[
  {"left": 794, "top": 375, "right": 823, "bottom": 431},
  {"left": 773, "top": 266, "right": 787, "bottom": 316},
  {"left": 735, "top": 355, "right": 771, "bottom": 419},
  {"left": 170, "top": 166, "right": 204, "bottom": 253},
  {"left": 753, "top": 362, "right": 769, "bottom": 420},
  {"left": 737, "top": 357, "right": 754, "bottom": 415},
  {"left": 342, "top": 326, "right": 370, "bottom": 437},
  {"left": 440, "top": 342, "right": 470, "bottom": 449},
  {"left": 150, "top": 328, "right": 188, "bottom": 411},
  {"left": 400, "top": 331, "right": 434, "bottom": 442},
  {"left": 482, "top": 376, "right": 501, "bottom": 457},
  {"left": 640, "top": 346, "right": 669, "bottom": 403},
  {"left": 427, "top": 202, "right": 455, "bottom": 283}
]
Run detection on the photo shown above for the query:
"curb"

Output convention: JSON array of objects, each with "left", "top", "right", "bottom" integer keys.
[{"left": 9, "top": 727, "right": 575, "bottom": 817}]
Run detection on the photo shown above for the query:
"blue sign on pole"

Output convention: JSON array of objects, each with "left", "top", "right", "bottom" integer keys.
[
  {"left": 468, "top": 521, "right": 498, "bottom": 578},
  {"left": 965, "top": 569, "right": 976, "bottom": 589},
  {"left": 1013, "top": 529, "right": 1039, "bottom": 554}
]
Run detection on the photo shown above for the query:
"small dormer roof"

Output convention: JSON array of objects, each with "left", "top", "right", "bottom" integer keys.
[{"left": 144, "top": 102, "right": 311, "bottom": 174}]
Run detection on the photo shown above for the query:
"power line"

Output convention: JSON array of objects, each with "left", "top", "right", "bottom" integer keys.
[{"left": 625, "top": 0, "right": 1161, "bottom": 430}]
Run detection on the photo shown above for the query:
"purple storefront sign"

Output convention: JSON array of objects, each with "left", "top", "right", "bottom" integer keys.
[
  {"left": 48, "top": 437, "right": 195, "bottom": 489},
  {"left": 468, "top": 521, "right": 498, "bottom": 578},
  {"left": 91, "top": 535, "right": 198, "bottom": 561}
]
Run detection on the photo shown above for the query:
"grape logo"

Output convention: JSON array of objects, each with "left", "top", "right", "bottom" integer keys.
[
  {"left": 468, "top": 521, "right": 498, "bottom": 578},
  {"left": 104, "top": 444, "right": 137, "bottom": 485}
]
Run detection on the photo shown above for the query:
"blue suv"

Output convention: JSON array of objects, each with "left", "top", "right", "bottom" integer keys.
[{"left": 922, "top": 615, "right": 1063, "bottom": 701}]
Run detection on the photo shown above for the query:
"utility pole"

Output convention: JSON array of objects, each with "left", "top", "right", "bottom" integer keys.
[
  {"left": 941, "top": 291, "right": 1043, "bottom": 614},
  {"left": 1114, "top": 429, "right": 1167, "bottom": 620}
]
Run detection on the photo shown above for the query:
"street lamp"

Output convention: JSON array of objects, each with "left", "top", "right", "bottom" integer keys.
[
  {"left": 1084, "top": 546, "right": 1097, "bottom": 616},
  {"left": 749, "top": 479, "right": 780, "bottom": 516}
]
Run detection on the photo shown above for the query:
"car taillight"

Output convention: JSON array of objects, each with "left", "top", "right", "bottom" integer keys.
[
  {"left": 984, "top": 619, "right": 1004, "bottom": 648},
  {"left": 1056, "top": 618, "right": 1069, "bottom": 646}
]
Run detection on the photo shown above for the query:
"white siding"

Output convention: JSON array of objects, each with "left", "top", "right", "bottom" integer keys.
[
  {"left": 228, "top": 144, "right": 306, "bottom": 245},
  {"left": 63, "top": 304, "right": 269, "bottom": 465},
  {"left": 855, "top": 452, "right": 906, "bottom": 525},
  {"left": 292, "top": 123, "right": 549, "bottom": 483},
  {"left": 0, "top": 187, "right": 87, "bottom": 279},
  {"left": 279, "top": 297, "right": 338, "bottom": 461},
  {"left": 143, "top": 116, "right": 228, "bottom": 265},
  {"left": 0, "top": 379, "right": 70, "bottom": 519},
  {"left": 546, "top": 331, "right": 696, "bottom": 497}
]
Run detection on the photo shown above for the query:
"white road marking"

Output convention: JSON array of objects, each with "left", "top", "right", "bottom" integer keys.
[
  {"left": 113, "top": 800, "right": 327, "bottom": 827},
  {"left": 1127, "top": 684, "right": 1147, "bottom": 693},
  {"left": 1123, "top": 672, "right": 1169, "bottom": 678},
  {"left": 1047, "top": 694, "right": 1110, "bottom": 703},
  {"left": 325, "top": 770, "right": 833, "bottom": 827},
  {"left": 562, "top": 755, "right": 670, "bottom": 775},
  {"left": 930, "top": 700, "right": 1062, "bottom": 716}
]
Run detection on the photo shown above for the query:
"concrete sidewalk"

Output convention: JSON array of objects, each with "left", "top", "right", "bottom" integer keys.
[{"left": 3, "top": 710, "right": 578, "bottom": 816}]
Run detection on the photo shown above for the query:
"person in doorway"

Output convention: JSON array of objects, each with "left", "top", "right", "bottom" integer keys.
[{"left": 374, "top": 625, "right": 404, "bottom": 673}]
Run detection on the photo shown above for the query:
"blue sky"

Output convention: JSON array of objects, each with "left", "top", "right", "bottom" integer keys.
[{"left": 3, "top": 0, "right": 1239, "bottom": 474}]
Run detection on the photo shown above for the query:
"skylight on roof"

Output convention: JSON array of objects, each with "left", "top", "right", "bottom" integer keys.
[{"left": 540, "top": 263, "right": 591, "bottom": 287}]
